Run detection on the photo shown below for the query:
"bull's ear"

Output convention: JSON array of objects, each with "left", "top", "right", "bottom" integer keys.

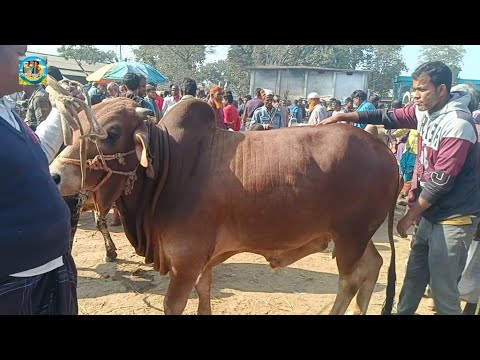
[
  {"left": 134, "top": 132, "right": 149, "bottom": 168},
  {"left": 133, "top": 125, "right": 154, "bottom": 178}
]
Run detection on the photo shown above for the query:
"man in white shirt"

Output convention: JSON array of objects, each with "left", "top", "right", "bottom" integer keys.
[
  {"left": 162, "top": 84, "right": 180, "bottom": 113},
  {"left": 307, "top": 92, "right": 328, "bottom": 125}
]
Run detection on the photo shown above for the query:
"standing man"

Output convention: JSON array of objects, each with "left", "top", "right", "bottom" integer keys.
[
  {"left": 162, "top": 84, "right": 180, "bottom": 113},
  {"left": 273, "top": 95, "right": 289, "bottom": 128},
  {"left": 306, "top": 92, "right": 328, "bottom": 125},
  {"left": 239, "top": 95, "right": 251, "bottom": 118},
  {"left": 331, "top": 99, "right": 345, "bottom": 115},
  {"left": 163, "top": 78, "right": 197, "bottom": 116},
  {"left": 208, "top": 85, "right": 226, "bottom": 129},
  {"left": 137, "top": 74, "right": 147, "bottom": 98},
  {"left": 106, "top": 82, "right": 120, "bottom": 98},
  {"left": 25, "top": 82, "right": 52, "bottom": 131},
  {"left": 369, "top": 94, "right": 380, "bottom": 109},
  {"left": 0, "top": 45, "right": 77, "bottom": 315},
  {"left": 351, "top": 90, "right": 376, "bottom": 129},
  {"left": 241, "top": 88, "right": 264, "bottom": 130},
  {"left": 321, "top": 61, "right": 480, "bottom": 315},
  {"left": 343, "top": 97, "right": 354, "bottom": 113},
  {"left": 251, "top": 90, "right": 284, "bottom": 130},
  {"left": 288, "top": 99, "right": 303, "bottom": 124},
  {"left": 223, "top": 93, "right": 241, "bottom": 131},
  {"left": 145, "top": 85, "right": 161, "bottom": 123},
  {"left": 122, "top": 73, "right": 150, "bottom": 109}
]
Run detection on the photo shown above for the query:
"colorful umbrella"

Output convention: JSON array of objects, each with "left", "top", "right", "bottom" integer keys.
[{"left": 86, "top": 61, "right": 168, "bottom": 85}]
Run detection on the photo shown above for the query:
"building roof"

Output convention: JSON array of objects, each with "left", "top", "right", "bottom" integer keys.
[
  {"left": 26, "top": 51, "right": 109, "bottom": 82},
  {"left": 246, "top": 66, "right": 370, "bottom": 73}
]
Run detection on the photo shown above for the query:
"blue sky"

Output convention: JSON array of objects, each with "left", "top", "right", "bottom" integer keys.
[{"left": 27, "top": 45, "right": 480, "bottom": 80}]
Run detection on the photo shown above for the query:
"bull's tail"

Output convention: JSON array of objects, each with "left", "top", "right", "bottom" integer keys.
[
  {"left": 381, "top": 204, "right": 396, "bottom": 315},
  {"left": 381, "top": 173, "right": 400, "bottom": 315}
]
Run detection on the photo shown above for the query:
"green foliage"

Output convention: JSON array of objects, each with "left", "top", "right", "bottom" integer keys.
[
  {"left": 133, "top": 45, "right": 213, "bottom": 86},
  {"left": 57, "top": 45, "right": 117, "bottom": 75},
  {"left": 419, "top": 45, "right": 466, "bottom": 70},
  {"left": 418, "top": 45, "right": 466, "bottom": 85},
  {"left": 360, "top": 45, "right": 407, "bottom": 97}
]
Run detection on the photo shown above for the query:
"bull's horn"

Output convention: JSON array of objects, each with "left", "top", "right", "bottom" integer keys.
[{"left": 135, "top": 107, "right": 154, "bottom": 119}]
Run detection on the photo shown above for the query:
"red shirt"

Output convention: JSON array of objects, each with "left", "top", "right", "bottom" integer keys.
[
  {"left": 223, "top": 104, "right": 241, "bottom": 131},
  {"left": 208, "top": 100, "right": 226, "bottom": 129},
  {"left": 154, "top": 95, "right": 164, "bottom": 112}
]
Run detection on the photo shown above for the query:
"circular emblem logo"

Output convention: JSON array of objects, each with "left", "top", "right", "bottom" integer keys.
[{"left": 19, "top": 56, "right": 48, "bottom": 85}]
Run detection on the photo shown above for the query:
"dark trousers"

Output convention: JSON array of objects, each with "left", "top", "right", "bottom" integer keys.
[{"left": 0, "top": 253, "right": 78, "bottom": 315}]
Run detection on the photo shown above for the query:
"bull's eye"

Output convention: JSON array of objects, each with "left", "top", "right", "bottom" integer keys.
[{"left": 104, "top": 126, "right": 122, "bottom": 144}]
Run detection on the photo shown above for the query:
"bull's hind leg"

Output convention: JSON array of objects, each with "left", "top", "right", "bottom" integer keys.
[
  {"left": 348, "top": 240, "right": 383, "bottom": 315},
  {"left": 330, "top": 233, "right": 371, "bottom": 315},
  {"left": 93, "top": 211, "right": 118, "bottom": 262},
  {"left": 330, "top": 272, "right": 364, "bottom": 315},
  {"left": 195, "top": 268, "right": 213, "bottom": 315},
  {"left": 164, "top": 270, "right": 202, "bottom": 315},
  {"left": 110, "top": 207, "right": 121, "bottom": 226}
]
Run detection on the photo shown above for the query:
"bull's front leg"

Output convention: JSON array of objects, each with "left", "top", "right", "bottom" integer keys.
[{"left": 93, "top": 211, "right": 118, "bottom": 262}]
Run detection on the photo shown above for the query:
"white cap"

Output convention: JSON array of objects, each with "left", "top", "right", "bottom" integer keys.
[
  {"left": 264, "top": 89, "right": 274, "bottom": 96},
  {"left": 307, "top": 92, "right": 320, "bottom": 99}
]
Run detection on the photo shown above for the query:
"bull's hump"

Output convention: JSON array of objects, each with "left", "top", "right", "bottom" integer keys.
[{"left": 163, "top": 99, "right": 217, "bottom": 133}]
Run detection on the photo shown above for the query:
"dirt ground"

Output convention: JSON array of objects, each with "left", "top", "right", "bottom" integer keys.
[{"left": 73, "top": 205, "right": 437, "bottom": 315}]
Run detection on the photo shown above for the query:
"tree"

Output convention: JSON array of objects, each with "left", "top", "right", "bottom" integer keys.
[
  {"left": 133, "top": 45, "right": 214, "bottom": 86},
  {"left": 219, "top": 45, "right": 255, "bottom": 96},
  {"left": 418, "top": 45, "right": 466, "bottom": 84},
  {"left": 57, "top": 45, "right": 117, "bottom": 76},
  {"left": 418, "top": 45, "right": 466, "bottom": 69},
  {"left": 197, "top": 60, "right": 229, "bottom": 88},
  {"left": 360, "top": 45, "right": 407, "bottom": 98}
]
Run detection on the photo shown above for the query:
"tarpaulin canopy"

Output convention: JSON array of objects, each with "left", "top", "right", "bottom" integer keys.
[{"left": 86, "top": 61, "right": 168, "bottom": 85}]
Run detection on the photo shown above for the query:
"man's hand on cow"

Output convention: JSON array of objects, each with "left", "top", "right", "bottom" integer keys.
[
  {"left": 319, "top": 115, "right": 339, "bottom": 125},
  {"left": 397, "top": 212, "right": 416, "bottom": 238},
  {"left": 320, "top": 112, "right": 360, "bottom": 125}
]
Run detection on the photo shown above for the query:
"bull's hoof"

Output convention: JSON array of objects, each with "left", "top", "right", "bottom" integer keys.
[{"left": 104, "top": 251, "right": 118, "bottom": 262}]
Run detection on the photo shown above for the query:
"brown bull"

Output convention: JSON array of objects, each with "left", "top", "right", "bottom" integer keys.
[{"left": 50, "top": 97, "right": 399, "bottom": 315}]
